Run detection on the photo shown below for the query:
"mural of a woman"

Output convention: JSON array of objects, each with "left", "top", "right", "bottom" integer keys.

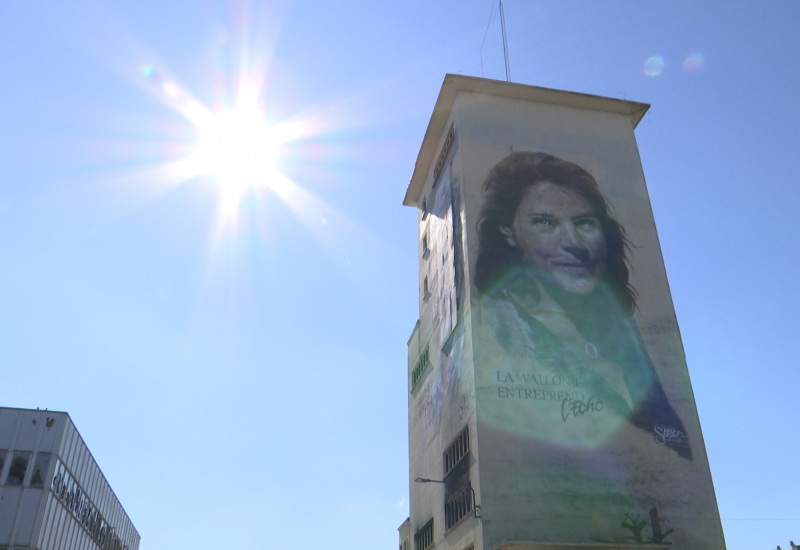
[{"left": 476, "top": 151, "right": 691, "bottom": 459}]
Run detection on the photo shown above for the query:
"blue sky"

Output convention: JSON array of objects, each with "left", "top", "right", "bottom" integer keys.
[{"left": 1, "top": 1, "right": 798, "bottom": 548}]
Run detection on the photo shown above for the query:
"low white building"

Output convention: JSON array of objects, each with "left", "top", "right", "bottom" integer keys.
[{"left": 0, "top": 407, "right": 140, "bottom": 550}]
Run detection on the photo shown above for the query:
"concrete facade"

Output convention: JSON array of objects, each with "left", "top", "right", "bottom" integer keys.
[
  {"left": 400, "top": 75, "right": 726, "bottom": 550},
  {"left": 0, "top": 407, "right": 140, "bottom": 550}
]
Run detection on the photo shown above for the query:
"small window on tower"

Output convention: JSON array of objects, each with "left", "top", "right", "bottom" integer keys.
[
  {"left": 422, "top": 233, "right": 431, "bottom": 260},
  {"left": 444, "top": 427, "right": 473, "bottom": 531},
  {"left": 411, "top": 346, "right": 430, "bottom": 391},
  {"left": 443, "top": 427, "right": 470, "bottom": 474},
  {"left": 414, "top": 518, "right": 434, "bottom": 550}
]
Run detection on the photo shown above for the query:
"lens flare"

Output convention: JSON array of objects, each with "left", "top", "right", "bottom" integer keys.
[
  {"left": 162, "top": 82, "right": 180, "bottom": 98},
  {"left": 643, "top": 56, "right": 664, "bottom": 77},
  {"left": 682, "top": 53, "right": 705, "bottom": 72}
]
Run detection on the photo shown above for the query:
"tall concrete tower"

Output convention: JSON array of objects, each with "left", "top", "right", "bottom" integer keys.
[{"left": 400, "top": 75, "right": 726, "bottom": 550}]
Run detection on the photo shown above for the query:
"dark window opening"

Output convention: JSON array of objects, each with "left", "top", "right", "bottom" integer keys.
[
  {"left": 414, "top": 518, "right": 434, "bottom": 550},
  {"left": 7, "top": 453, "right": 30, "bottom": 486},
  {"left": 444, "top": 426, "right": 472, "bottom": 531},
  {"left": 30, "top": 453, "right": 51, "bottom": 488},
  {"left": 444, "top": 483, "right": 473, "bottom": 530}
]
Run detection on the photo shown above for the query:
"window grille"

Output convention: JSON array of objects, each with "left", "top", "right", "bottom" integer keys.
[
  {"left": 443, "top": 427, "right": 469, "bottom": 475},
  {"left": 444, "top": 483, "right": 473, "bottom": 530},
  {"left": 414, "top": 518, "right": 434, "bottom": 550},
  {"left": 411, "top": 346, "right": 430, "bottom": 390}
]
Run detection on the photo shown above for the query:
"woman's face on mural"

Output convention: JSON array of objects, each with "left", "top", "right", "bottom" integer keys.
[{"left": 501, "top": 181, "right": 608, "bottom": 295}]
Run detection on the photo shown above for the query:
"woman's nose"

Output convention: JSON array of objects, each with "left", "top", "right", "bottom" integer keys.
[
  {"left": 559, "top": 224, "right": 588, "bottom": 256},
  {"left": 559, "top": 223, "right": 582, "bottom": 247}
]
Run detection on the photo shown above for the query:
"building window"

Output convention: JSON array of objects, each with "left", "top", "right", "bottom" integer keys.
[
  {"left": 423, "top": 276, "right": 431, "bottom": 302},
  {"left": 30, "top": 453, "right": 51, "bottom": 488},
  {"left": 444, "top": 483, "right": 473, "bottom": 530},
  {"left": 443, "top": 427, "right": 469, "bottom": 475},
  {"left": 411, "top": 346, "right": 430, "bottom": 390},
  {"left": 414, "top": 518, "right": 434, "bottom": 550},
  {"left": 6, "top": 453, "right": 30, "bottom": 486},
  {"left": 421, "top": 197, "right": 428, "bottom": 221},
  {"left": 444, "top": 427, "right": 472, "bottom": 530},
  {"left": 422, "top": 233, "right": 431, "bottom": 260}
]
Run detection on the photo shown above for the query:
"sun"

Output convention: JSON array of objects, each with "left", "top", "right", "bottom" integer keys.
[{"left": 190, "top": 102, "right": 283, "bottom": 216}]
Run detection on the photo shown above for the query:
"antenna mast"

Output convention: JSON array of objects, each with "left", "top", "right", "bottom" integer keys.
[{"left": 499, "top": 0, "right": 511, "bottom": 81}]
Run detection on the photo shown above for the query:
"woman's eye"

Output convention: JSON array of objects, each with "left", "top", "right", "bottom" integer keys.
[
  {"left": 575, "top": 217, "right": 599, "bottom": 229},
  {"left": 530, "top": 217, "right": 554, "bottom": 228}
]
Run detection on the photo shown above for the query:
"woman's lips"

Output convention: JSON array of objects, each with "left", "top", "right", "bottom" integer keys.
[{"left": 551, "top": 261, "right": 594, "bottom": 275}]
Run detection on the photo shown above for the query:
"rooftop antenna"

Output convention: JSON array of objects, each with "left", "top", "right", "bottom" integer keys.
[{"left": 499, "top": 0, "right": 511, "bottom": 81}]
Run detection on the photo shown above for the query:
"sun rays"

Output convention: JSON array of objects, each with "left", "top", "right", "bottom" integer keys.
[
  {"left": 51, "top": 0, "right": 414, "bottom": 294},
  {"left": 136, "top": 61, "right": 319, "bottom": 240}
]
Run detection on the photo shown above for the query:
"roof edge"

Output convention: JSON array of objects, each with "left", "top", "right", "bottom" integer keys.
[{"left": 402, "top": 74, "right": 650, "bottom": 207}]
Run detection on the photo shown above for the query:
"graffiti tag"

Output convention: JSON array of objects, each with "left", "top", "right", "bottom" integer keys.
[
  {"left": 561, "top": 395, "right": 604, "bottom": 422},
  {"left": 653, "top": 425, "right": 686, "bottom": 446}
]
